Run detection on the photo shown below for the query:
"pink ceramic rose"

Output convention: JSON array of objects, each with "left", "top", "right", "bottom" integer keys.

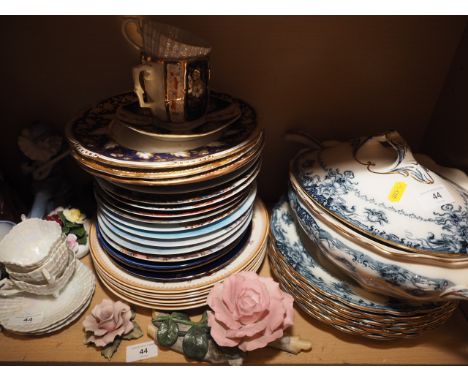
[
  {"left": 66, "top": 233, "right": 78, "bottom": 252},
  {"left": 83, "top": 299, "right": 134, "bottom": 347},
  {"left": 207, "top": 272, "right": 294, "bottom": 352}
]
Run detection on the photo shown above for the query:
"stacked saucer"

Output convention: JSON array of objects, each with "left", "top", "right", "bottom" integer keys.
[
  {"left": 0, "top": 262, "right": 96, "bottom": 335},
  {"left": 66, "top": 92, "right": 267, "bottom": 310},
  {"left": 269, "top": 199, "right": 458, "bottom": 341},
  {"left": 0, "top": 219, "right": 95, "bottom": 335}
]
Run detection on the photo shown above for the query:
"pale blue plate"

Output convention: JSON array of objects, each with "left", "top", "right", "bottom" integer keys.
[
  {"left": 98, "top": 187, "right": 256, "bottom": 233},
  {"left": 98, "top": 209, "right": 252, "bottom": 256}
]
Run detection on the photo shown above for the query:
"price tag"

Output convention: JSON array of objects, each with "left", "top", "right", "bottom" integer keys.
[
  {"left": 8, "top": 311, "right": 44, "bottom": 326},
  {"left": 126, "top": 341, "right": 158, "bottom": 363},
  {"left": 388, "top": 181, "right": 407, "bottom": 202},
  {"left": 419, "top": 185, "right": 455, "bottom": 207}
]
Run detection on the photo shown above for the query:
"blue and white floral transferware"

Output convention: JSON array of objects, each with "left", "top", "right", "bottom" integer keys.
[
  {"left": 270, "top": 198, "right": 451, "bottom": 312},
  {"left": 290, "top": 131, "right": 467, "bottom": 258},
  {"left": 288, "top": 187, "right": 468, "bottom": 301}
]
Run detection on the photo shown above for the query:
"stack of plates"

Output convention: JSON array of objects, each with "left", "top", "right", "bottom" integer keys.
[
  {"left": 66, "top": 92, "right": 266, "bottom": 310},
  {"left": 66, "top": 91, "right": 262, "bottom": 188},
  {"left": 89, "top": 199, "right": 268, "bottom": 310},
  {"left": 0, "top": 262, "right": 96, "bottom": 335},
  {"left": 269, "top": 199, "right": 458, "bottom": 341}
]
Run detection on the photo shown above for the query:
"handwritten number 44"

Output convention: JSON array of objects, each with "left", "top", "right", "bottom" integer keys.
[
  {"left": 433, "top": 192, "right": 442, "bottom": 200},
  {"left": 139, "top": 348, "right": 148, "bottom": 355}
]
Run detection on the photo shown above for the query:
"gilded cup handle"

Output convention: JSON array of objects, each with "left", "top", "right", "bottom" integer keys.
[{"left": 132, "top": 64, "right": 155, "bottom": 110}]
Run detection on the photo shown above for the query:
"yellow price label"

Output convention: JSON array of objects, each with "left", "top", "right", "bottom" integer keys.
[{"left": 388, "top": 182, "right": 407, "bottom": 202}]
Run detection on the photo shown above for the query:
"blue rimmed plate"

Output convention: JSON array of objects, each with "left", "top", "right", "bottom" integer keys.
[
  {"left": 66, "top": 91, "right": 259, "bottom": 170},
  {"left": 97, "top": 207, "right": 252, "bottom": 248},
  {"left": 96, "top": 224, "right": 249, "bottom": 272},
  {"left": 96, "top": 223, "right": 251, "bottom": 279},
  {"left": 94, "top": 182, "right": 249, "bottom": 219},
  {"left": 95, "top": 163, "right": 259, "bottom": 208},
  {"left": 98, "top": 186, "right": 256, "bottom": 233},
  {"left": 97, "top": 205, "right": 252, "bottom": 256}
]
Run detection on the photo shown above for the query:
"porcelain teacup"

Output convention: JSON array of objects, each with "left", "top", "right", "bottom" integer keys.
[{"left": 132, "top": 55, "right": 210, "bottom": 123}]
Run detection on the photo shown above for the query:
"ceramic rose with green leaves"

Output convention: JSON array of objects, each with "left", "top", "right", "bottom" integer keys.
[{"left": 148, "top": 272, "right": 310, "bottom": 365}]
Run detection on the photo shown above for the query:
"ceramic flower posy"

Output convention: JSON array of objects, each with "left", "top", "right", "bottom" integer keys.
[
  {"left": 207, "top": 271, "right": 294, "bottom": 352},
  {"left": 46, "top": 206, "right": 88, "bottom": 252},
  {"left": 83, "top": 298, "right": 143, "bottom": 360}
]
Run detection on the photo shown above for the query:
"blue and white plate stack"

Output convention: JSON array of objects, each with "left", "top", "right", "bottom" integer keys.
[
  {"left": 269, "top": 131, "right": 467, "bottom": 340},
  {"left": 67, "top": 92, "right": 269, "bottom": 310}
]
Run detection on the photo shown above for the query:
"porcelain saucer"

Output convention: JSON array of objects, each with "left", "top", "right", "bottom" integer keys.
[
  {"left": 66, "top": 91, "right": 259, "bottom": 170},
  {"left": 0, "top": 261, "right": 95, "bottom": 334}
]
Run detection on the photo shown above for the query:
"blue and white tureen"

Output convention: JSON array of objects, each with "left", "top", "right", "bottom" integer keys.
[{"left": 290, "top": 131, "right": 467, "bottom": 259}]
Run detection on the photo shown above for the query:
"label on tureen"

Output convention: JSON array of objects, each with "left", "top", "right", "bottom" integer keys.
[
  {"left": 8, "top": 311, "right": 44, "bottom": 326},
  {"left": 388, "top": 181, "right": 407, "bottom": 203},
  {"left": 419, "top": 185, "right": 455, "bottom": 207},
  {"left": 292, "top": 131, "right": 468, "bottom": 255},
  {"left": 126, "top": 341, "right": 158, "bottom": 363}
]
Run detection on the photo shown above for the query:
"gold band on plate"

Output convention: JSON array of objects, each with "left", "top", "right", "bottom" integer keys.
[
  {"left": 89, "top": 198, "right": 269, "bottom": 293},
  {"left": 268, "top": 238, "right": 458, "bottom": 318},
  {"left": 267, "top": 246, "right": 457, "bottom": 340},
  {"left": 70, "top": 130, "right": 264, "bottom": 180}
]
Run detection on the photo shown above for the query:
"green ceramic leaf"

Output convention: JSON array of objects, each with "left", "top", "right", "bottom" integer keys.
[
  {"left": 170, "top": 312, "right": 190, "bottom": 322},
  {"left": 122, "top": 321, "right": 143, "bottom": 340},
  {"left": 157, "top": 319, "right": 179, "bottom": 347},
  {"left": 70, "top": 226, "right": 86, "bottom": 238},
  {"left": 101, "top": 336, "right": 122, "bottom": 360},
  {"left": 77, "top": 233, "right": 88, "bottom": 245},
  {"left": 59, "top": 212, "right": 67, "bottom": 225},
  {"left": 182, "top": 326, "right": 208, "bottom": 361}
]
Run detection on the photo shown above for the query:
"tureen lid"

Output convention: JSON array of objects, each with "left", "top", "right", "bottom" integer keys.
[{"left": 290, "top": 131, "right": 468, "bottom": 257}]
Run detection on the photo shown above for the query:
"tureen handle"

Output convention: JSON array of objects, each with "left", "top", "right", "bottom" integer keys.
[{"left": 354, "top": 131, "right": 434, "bottom": 184}]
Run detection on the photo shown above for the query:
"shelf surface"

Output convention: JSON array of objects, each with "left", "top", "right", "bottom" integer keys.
[{"left": 0, "top": 255, "right": 467, "bottom": 365}]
